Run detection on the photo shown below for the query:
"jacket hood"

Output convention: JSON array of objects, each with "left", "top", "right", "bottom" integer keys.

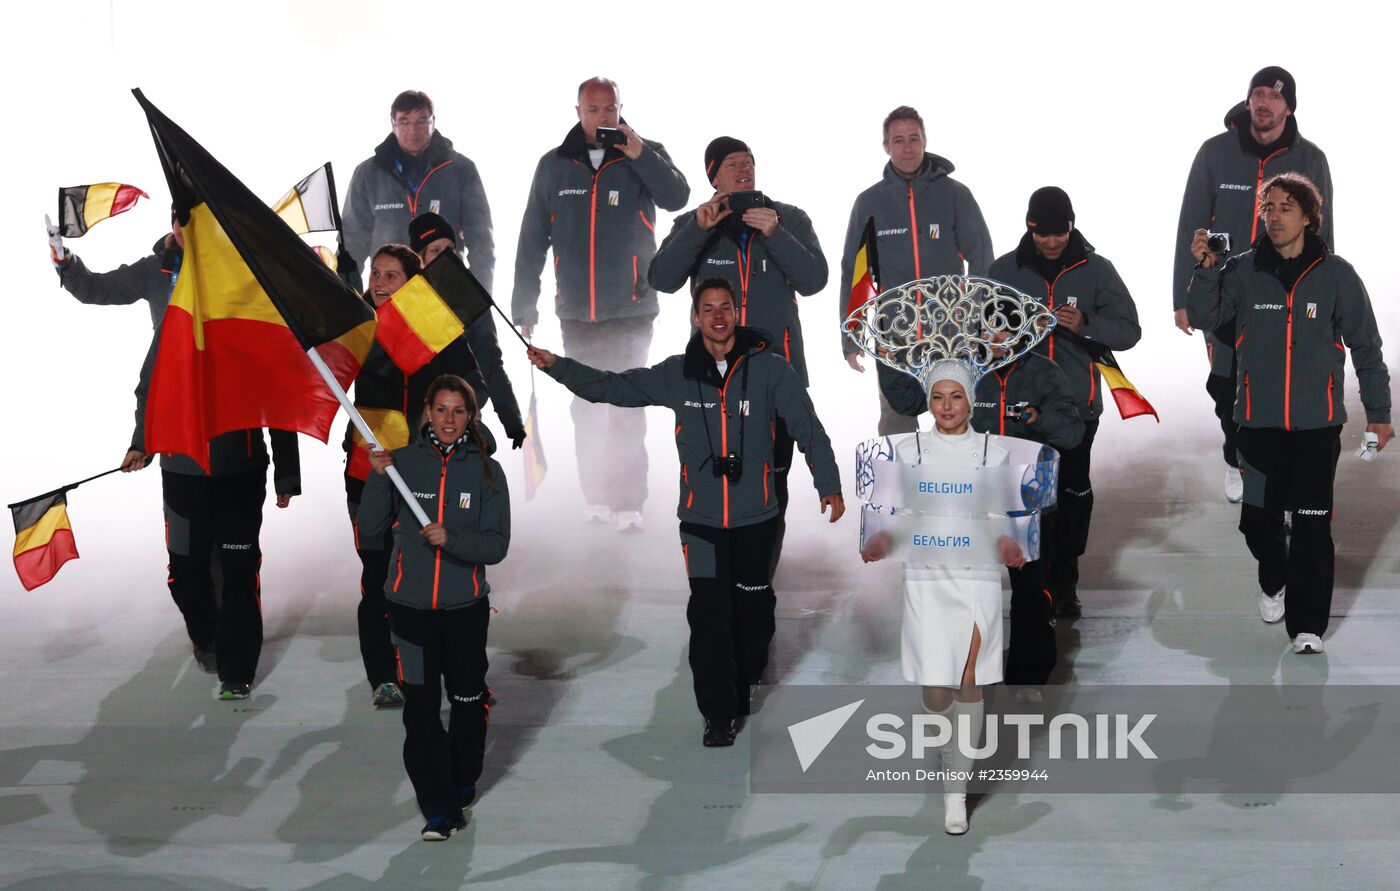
[
  {"left": 682, "top": 325, "right": 773, "bottom": 383},
  {"left": 414, "top": 420, "right": 498, "bottom": 457},
  {"left": 1251, "top": 229, "right": 1328, "bottom": 273},
  {"left": 1013, "top": 228, "right": 1095, "bottom": 269},
  {"left": 1225, "top": 101, "right": 1300, "bottom": 156},
  {"left": 556, "top": 119, "right": 631, "bottom": 162},
  {"left": 882, "top": 152, "right": 954, "bottom": 187},
  {"left": 373, "top": 130, "right": 456, "bottom": 170}
]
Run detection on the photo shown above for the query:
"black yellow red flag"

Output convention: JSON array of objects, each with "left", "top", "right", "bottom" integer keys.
[
  {"left": 845, "top": 217, "right": 880, "bottom": 331},
  {"left": 133, "top": 90, "right": 376, "bottom": 469},
  {"left": 58, "top": 182, "right": 149, "bottom": 237}
]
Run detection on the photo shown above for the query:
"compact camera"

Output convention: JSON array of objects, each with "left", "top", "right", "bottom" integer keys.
[
  {"left": 1004, "top": 401, "right": 1034, "bottom": 422},
  {"left": 1206, "top": 231, "right": 1232, "bottom": 255},
  {"left": 712, "top": 452, "right": 744, "bottom": 482},
  {"left": 595, "top": 127, "right": 627, "bottom": 147}
]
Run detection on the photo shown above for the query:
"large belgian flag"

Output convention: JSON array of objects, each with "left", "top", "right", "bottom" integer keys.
[{"left": 134, "top": 90, "right": 376, "bottom": 469}]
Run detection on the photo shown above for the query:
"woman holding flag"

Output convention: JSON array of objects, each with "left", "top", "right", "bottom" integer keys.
[
  {"left": 344, "top": 244, "right": 490, "bottom": 709},
  {"left": 358, "top": 374, "right": 510, "bottom": 841}
]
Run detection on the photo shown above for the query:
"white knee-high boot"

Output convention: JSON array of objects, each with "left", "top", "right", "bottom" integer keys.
[{"left": 942, "top": 697, "right": 985, "bottom": 835}]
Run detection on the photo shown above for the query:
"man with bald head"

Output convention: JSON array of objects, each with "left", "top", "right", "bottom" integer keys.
[{"left": 512, "top": 77, "right": 690, "bottom": 532}]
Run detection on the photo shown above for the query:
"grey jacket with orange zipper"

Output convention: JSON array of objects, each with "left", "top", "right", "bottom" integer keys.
[
  {"left": 342, "top": 131, "right": 495, "bottom": 293},
  {"left": 649, "top": 200, "right": 827, "bottom": 385},
  {"left": 546, "top": 326, "right": 842, "bottom": 529},
  {"left": 356, "top": 425, "right": 510, "bottom": 611},
  {"left": 512, "top": 122, "right": 689, "bottom": 327},
  {"left": 838, "top": 153, "right": 994, "bottom": 356},
  {"left": 1187, "top": 232, "right": 1390, "bottom": 431},
  {"left": 989, "top": 231, "right": 1141, "bottom": 422},
  {"left": 1174, "top": 103, "right": 1333, "bottom": 376}
]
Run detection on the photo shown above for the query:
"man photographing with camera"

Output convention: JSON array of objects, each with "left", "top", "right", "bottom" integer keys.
[
  {"left": 527, "top": 277, "right": 844, "bottom": 748},
  {"left": 512, "top": 77, "right": 690, "bottom": 533},
  {"left": 1187, "top": 172, "right": 1390, "bottom": 655},
  {"left": 1173, "top": 67, "right": 1334, "bottom": 504},
  {"left": 650, "top": 138, "right": 828, "bottom": 559}
]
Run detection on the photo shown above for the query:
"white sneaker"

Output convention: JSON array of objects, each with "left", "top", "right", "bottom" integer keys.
[
  {"left": 1225, "top": 467, "right": 1244, "bottom": 503},
  {"left": 615, "top": 510, "right": 644, "bottom": 533},
  {"left": 583, "top": 504, "right": 612, "bottom": 524},
  {"left": 944, "top": 793, "right": 968, "bottom": 835},
  {"left": 1292, "top": 633, "right": 1324, "bottom": 655},
  {"left": 1258, "top": 589, "right": 1285, "bottom": 624}
]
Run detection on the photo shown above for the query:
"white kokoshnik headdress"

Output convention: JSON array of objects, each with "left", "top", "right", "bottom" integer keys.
[{"left": 844, "top": 274, "right": 1056, "bottom": 392}]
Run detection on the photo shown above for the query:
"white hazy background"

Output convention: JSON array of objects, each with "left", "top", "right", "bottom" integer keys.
[{"left": 0, "top": 0, "right": 1394, "bottom": 608}]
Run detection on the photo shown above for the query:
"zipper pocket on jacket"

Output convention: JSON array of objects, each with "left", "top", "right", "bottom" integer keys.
[
  {"left": 632, "top": 255, "right": 639, "bottom": 301},
  {"left": 1327, "top": 374, "right": 1335, "bottom": 422},
  {"left": 1243, "top": 373, "right": 1251, "bottom": 421}
]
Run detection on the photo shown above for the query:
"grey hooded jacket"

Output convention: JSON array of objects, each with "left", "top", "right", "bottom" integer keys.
[
  {"left": 989, "top": 231, "right": 1141, "bottom": 421},
  {"left": 1187, "top": 233, "right": 1390, "bottom": 430},
  {"left": 546, "top": 327, "right": 841, "bottom": 528},
  {"left": 839, "top": 153, "right": 994, "bottom": 355},
  {"left": 513, "top": 123, "right": 689, "bottom": 327},
  {"left": 357, "top": 425, "right": 509, "bottom": 611},
  {"left": 878, "top": 355, "right": 1085, "bottom": 452},
  {"left": 649, "top": 199, "right": 827, "bottom": 385},
  {"left": 342, "top": 131, "right": 495, "bottom": 292},
  {"left": 1174, "top": 103, "right": 1333, "bottom": 375}
]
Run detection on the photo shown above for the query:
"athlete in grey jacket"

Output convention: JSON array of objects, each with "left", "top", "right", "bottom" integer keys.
[
  {"left": 1187, "top": 172, "right": 1390, "bottom": 655},
  {"left": 512, "top": 77, "right": 690, "bottom": 531},
  {"left": 649, "top": 136, "right": 826, "bottom": 550},
  {"left": 1173, "top": 67, "right": 1333, "bottom": 501},
  {"left": 989, "top": 187, "right": 1141, "bottom": 616},
  {"left": 342, "top": 91, "right": 494, "bottom": 293},
  {"left": 52, "top": 232, "right": 177, "bottom": 329},
  {"left": 357, "top": 375, "right": 508, "bottom": 840},
  {"left": 528, "top": 277, "right": 843, "bottom": 747},
  {"left": 839, "top": 106, "right": 994, "bottom": 435}
]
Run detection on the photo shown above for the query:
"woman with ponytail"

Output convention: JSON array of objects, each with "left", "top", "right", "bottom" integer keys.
[{"left": 357, "top": 374, "right": 510, "bottom": 842}]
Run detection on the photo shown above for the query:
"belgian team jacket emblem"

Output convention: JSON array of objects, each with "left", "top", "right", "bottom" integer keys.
[{"left": 459, "top": 493, "right": 471, "bottom": 509}]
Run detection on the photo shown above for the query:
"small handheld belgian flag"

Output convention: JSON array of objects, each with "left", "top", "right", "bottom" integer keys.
[
  {"left": 57, "top": 182, "right": 149, "bottom": 237},
  {"left": 11, "top": 491, "right": 79, "bottom": 591},
  {"left": 845, "top": 217, "right": 880, "bottom": 331}
]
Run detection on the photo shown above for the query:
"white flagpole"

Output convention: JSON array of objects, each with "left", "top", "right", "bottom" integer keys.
[{"left": 305, "top": 347, "right": 432, "bottom": 527}]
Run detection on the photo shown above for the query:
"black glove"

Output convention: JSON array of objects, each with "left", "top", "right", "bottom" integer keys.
[{"left": 509, "top": 431, "right": 527, "bottom": 450}]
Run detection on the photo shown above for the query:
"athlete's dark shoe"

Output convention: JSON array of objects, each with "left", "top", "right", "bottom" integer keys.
[
  {"left": 193, "top": 644, "right": 217, "bottom": 674},
  {"left": 421, "top": 815, "right": 466, "bottom": 841},
  {"left": 218, "top": 682, "right": 251, "bottom": 701},
  {"left": 703, "top": 718, "right": 737, "bottom": 747}
]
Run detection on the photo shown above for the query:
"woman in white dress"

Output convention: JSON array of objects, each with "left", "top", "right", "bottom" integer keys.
[{"left": 862, "top": 359, "right": 1026, "bottom": 835}]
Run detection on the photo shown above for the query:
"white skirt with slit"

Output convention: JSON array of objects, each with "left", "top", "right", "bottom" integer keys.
[{"left": 900, "top": 563, "right": 1004, "bottom": 687}]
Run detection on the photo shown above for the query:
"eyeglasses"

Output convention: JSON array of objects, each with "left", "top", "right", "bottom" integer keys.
[{"left": 392, "top": 117, "right": 435, "bottom": 130}]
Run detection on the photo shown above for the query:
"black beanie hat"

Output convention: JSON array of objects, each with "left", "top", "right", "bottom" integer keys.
[
  {"left": 704, "top": 136, "right": 752, "bottom": 183},
  {"left": 1026, "top": 186, "right": 1074, "bottom": 235},
  {"left": 408, "top": 212, "right": 455, "bottom": 255},
  {"left": 1249, "top": 66, "right": 1297, "bottom": 111}
]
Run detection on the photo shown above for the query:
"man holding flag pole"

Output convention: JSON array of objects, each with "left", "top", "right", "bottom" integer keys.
[{"left": 126, "top": 89, "right": 441, "bottom": 697}]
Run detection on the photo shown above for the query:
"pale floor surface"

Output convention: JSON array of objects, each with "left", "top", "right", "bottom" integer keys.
[{"left": 3, "top": 407, "right": 1399, "bottom": 889}]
